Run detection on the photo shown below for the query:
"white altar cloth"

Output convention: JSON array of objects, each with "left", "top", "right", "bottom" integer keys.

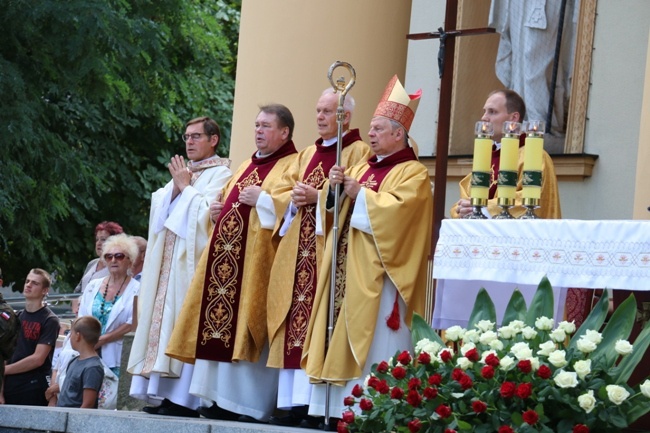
[{"left": 432, "top": 219, "right": 650, "bottom": 329}]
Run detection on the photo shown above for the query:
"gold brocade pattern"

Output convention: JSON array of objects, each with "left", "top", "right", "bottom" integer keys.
[
  {"left": 333, "top": 212, "right": 353, "bottom": 323},
  {"left": 303, "top": 162, "right": 326, "bottom": 189}
]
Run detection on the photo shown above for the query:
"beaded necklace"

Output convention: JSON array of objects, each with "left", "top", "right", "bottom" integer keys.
[{"left": 100, "top": 274, "right": 128, "bottom": 316}]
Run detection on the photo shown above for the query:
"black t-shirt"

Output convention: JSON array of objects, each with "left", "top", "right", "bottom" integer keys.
[{"left": 4, "top": 306, "right": 59, "bottom": 393}]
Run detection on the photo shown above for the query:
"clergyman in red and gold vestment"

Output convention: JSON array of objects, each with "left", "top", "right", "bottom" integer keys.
[
  {"left": 301, "top": 75, "right": 433, "bottom": 420},
  {"left": 166, "top": 104, "right": 298, "bottom": 422},
  {"left": 265, "top": 89, "right": 370, "bottom": 427}
]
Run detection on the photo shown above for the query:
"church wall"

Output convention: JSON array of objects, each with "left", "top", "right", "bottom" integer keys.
[
  {"left": 633, "top": 27, "right": 650, "bottom": 220},
  {"left": 229, "top": 0, "right": 413, "bottom": 170}
]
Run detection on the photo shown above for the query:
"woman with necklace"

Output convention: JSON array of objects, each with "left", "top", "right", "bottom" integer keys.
[{"left": 78, "top": 233, "right": 140, "bottom": 378}]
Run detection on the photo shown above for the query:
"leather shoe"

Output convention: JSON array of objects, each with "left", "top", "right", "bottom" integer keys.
[
  {"left": 141, "top": 398, "right": 172, "bottom": 414},
  {"left": 156, "top": 401, "right": 200, "bottom": 418},
  {"left": 197, "top": 403, "right": 239, "bottom": 421},
  {"left": 300, "top": 416, "right": 323, "bottom": 429},
  {"left": 238, "top": 415, "right": 266, "bottom": 424},
  {"left": 269, "top": 413, "right": 302, "bottom": 427}
]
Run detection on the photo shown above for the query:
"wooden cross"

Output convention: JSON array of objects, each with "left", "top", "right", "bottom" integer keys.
[{"left": 407, "top": 0, "right": 495, "bottom": 322}]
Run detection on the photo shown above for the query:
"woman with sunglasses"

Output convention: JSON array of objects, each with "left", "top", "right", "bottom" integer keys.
[{"left": 78, "top": 233, "right": 140, "bottom": 378}]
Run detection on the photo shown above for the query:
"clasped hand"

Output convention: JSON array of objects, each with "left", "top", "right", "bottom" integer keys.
[{"left": 329, "top": 165, "right": 360, "bottom": 200}]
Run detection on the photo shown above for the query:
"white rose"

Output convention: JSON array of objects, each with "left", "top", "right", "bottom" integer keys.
[
  {"left": 606, "top": 384, "right": 630, "bottom": 405},
  {"left": 476, "top": 320, "right": 495, "bottom": 332},
  {"left": 573, "top": 359, "right": 591, "bottom": 379},
  {"left": 550, "top": 328, "right": 567, "bottom": 343},
  {"left": 529, "top": 357, "right": 540, "bottom": 371},
  {"left": 489, "top": 339, "right": 504, "bottom": 351},
  {"left": 615, "top": 339, "right": 633, "bottom": 356},
  {"left": 460, "top": 342, "right": 477, "bottom": 356},
  {"left": 535, "top": 316, "right": 554, "bottom": 331},
  {"left": 554, "top": 370, "right": 578, "bottom": 388},
  {"left": 548, "top": 349, "right": 568, "bottom": 368},
  {"left": 499, "top": 355, "right": 515, "bottom": 371},
  {"left": 584, "top": 330, "right": 603, "bottom": 344},
  {"left": 511, "top": 342, "right": 533, "bottom": 360},
  {"left": 479, "top": 330, "right": 498, "bottom": 346},
  {"left": 558, "top": 320, "right": 576, "bottom": 334},
  {"left": 456, "top": 357, "right": 473, "bottom": 370},
  {"left": 445, "top": 326, "right": 465, "bottom": 342},
  {"left": 498, "top": 325, "right": 516, "bottom": 340},
  {"left": 451, "top": 393, "right": 465, "bottom": 399},
  {"left": 578, "top": 390, "right": 597, "bottom": 413},
  {"left": 416, "top": 338, "right": 442, "bottom": 356},
  {"left": 522, "top": 326, "right": 538, "bottom": 340},
  {"left": 640, "top": 380, "right": 650, "bottom": 398},
  {"left": 576, "top": 337, "right": 597, "bottom": 354},
  {"left": 508, "top": 320, "right": 525, "bottom": 332},
  {"left": 463, "top": 329, "right": 480, "bottom": 343},
  {"left": 537, "top": 340, "right": 556, "bottom": 357}
]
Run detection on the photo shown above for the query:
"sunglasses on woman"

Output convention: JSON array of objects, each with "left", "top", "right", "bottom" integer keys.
[{"left": 104, "top": 253, "right": 126, "bottom": 261}]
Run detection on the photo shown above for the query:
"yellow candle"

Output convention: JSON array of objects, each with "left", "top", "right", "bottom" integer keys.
[
  {"left": 522, "top": 120, "right": 545, "bottom": 200},
  {"left": 470, "top": 121, "right": 494, "bottom": 200},
  {"left": 523, "top": 137, "right": 543, "bottom": 171},
  {"left": 497, "top": 121, "right": 521, "bottom": 201}
]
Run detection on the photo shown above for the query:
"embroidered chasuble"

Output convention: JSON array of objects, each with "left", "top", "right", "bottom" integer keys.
[
  {"left": 266, "top": 129, "right": 370, "bottom": 369},
  {"left": 302, "top": 147, "right": 433, "bottom": 384},
  {"left": 127, "top": 156, "right": 231, "bottom": 379},
  {"left": 450, "top": 145, "right": 561, "bottom": 219},
  {"left": 166, "top": 142, "right": 297, "bottom": 364}
]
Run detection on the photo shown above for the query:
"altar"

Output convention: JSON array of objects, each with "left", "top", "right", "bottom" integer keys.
[{"left": 431, "top": 219, "right": 650, "bottom": 329}]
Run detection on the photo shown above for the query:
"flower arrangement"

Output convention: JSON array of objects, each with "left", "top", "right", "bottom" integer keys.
[{"left": 340, "top": 277, "right": 650, "bottom": 433}]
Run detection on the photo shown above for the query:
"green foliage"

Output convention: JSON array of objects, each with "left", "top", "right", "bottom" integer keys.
[{"left": 0, "top": 0, "right": 240, "bottom": 291}]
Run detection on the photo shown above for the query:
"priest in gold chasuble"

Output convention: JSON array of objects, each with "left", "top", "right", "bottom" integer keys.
[
  {"left": 265, "top": 89, "right": 370, "bottom": 421},
  {"left": 301, "top": 76, "right": 433, "bottom": 419},
  {"left": 166, "top": 104, "right": 297, "bottom": 422}
]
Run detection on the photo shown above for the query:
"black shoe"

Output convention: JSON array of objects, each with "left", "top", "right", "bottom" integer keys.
[
  {"left": 300, "top": 416, "right": 323, "bottom": 429},
  {"left": 197, "top": 403, "right": 239, "bottom": 421},
  {"left": 269, "top": 413, "right": 303, "bottom": 427},
  {"left": 156, "top": 401, "right": 200, "bottom": 418},
  {"left": 141, "top": 398, "right": 172, "bottom": 414},
  {"left": 319, "top": 417, "right": 341, "bottom": 431},
  {"left": 238, "top": 415, "right": 266, "bottom": 424}
]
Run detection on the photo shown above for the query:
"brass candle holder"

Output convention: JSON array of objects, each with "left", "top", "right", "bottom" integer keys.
[
  {"left": 519, "top": 197, "right": 541, "bottom": 219},
  {"left": 465, "top": 197, "right": 489, "bottom": 219},
  {"left": 493, "top": 197, "right": 515, "bottom": 219}
]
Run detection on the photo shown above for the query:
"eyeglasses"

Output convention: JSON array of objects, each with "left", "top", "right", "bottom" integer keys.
[
  {"left": 104, "top": 253, "right": 126, "bottom": 261},
  {"left": 181, "top": 132, "right": 211, "bottom": 142}
]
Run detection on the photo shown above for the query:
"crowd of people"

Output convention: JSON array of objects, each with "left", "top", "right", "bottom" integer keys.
[{"left": 0, "top": 75, "right": 560, "bottom": 430}]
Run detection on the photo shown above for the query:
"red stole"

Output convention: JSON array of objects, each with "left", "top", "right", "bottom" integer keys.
[
  {"left": 332, "top": 146, "right": 417, "bottom": 326},
  {"left": 282, "top": 129, "right": 362, "bottom": 368},
  {"left": 195, "top": 141, "right": 297, "bottom": 362}
]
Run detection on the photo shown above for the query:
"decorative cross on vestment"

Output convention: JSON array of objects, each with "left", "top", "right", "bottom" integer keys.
[{"left": 406, "top": 0, "right": 494, "bottom": 322}]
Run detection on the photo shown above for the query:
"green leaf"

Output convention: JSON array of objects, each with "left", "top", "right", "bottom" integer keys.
[
  {"left": 627, "top": 398, "right": 650, "bottom": 425},
  {"left": 524, "top": 275, "right": 555, "bottom": 326},
  {"left": 613, "top": 318, "right": 650, "bottom": 383},
  {"left": 569, "top": 289, "right": 610, "bottom": 351},
  {"left": 468, "top": 288, "right": 497, "bottom": 330},
  {"left": 411, "top": 313, "right": 445, "bottom": 347},
  {"left": 502, "top": 289, "right": 527, "bottom": 326},
  {"left": 589, "top": 294, "right": 636, "bottom": 369}
]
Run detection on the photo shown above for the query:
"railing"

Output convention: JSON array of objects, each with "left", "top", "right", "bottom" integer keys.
[{"left": 4, "top": 292, "right": 80, "bottom": 319}]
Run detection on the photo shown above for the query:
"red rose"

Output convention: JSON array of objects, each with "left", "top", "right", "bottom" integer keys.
[
  {"left": 537, "top": 365, "right": 552, "bottom": 379},
  {"left": 516, "top": 382, "right": 532, "bottom": 399},
  {"left": 368, "top": 376, "right": 380, "bottom": 389},
  {"left": 440, "top": 349, "right": 453, "bottom": 363},
  {"left": 500, "top": 381, "right": 516, "bottom": 398},
  {"left": 359, "top": 398, "right": 373, "bottom": 411},
  {"left": 573, "top": 425, "right": 590, "bottom": 433},
  {"left": 337, "top": 420, "right": 349, "bottom": 433},
  {"left": 376, "top": 379, "right": 390, "bottom": 394},
  {"left": 391, "top": 386, "right": 404, "bottom": 399},
  {"left": 485, "top": 353, "right": 500, "bottom": 367},
  {"left": 406, "top": 389, "right": 422, "bottom": 407},
  {"left": 459, "top": 374, "right": 473, "bottom": 390},
  {"left": 451, "top": 368, "right": 464, "bottom": 381},
  {"left": 522, "top": 409, "right": 539, "bottom": 425},
  {"left": 444, "top": 430, "right": 457, "bottom": 433},
  {"left": 428, "top": 373, "right": 442, "bottom": 386},
  {"left": 423, "top": 386, "right": 438, "bottom": 399},
  {"left": 351, "top": 384, "right": 364, "bottom": 398},
  {"left": 472, "top": 400, "right": 487, "bottom": 413},
  {"left": 341, "top": 410, "right": 355, "bottom": 424},
  {"left": 397, "top": 350, "right": 412, "bottom": 365},
  {"left": 376, "top": 360, "right": 389, "bottom": 373},
  {"left": 517, "top": 359, "right": 532, "bottom": 374},
  {"left": 465, "top": 347, "right": 480, "bottom": 362},
  {"left": 418, "top": 351, "right": 432, "bottom": 364},
  {"left": 343, "top": 396, "right": 355, "bottom": 406},
  {"left": 408, "top": 378, "right": 422, "bottom": 390},
  {"left": 498, "top": 426, "right": 515, "bottom": 433},
  {"left": 435, "top": 404, "right": 452, "bottom": 419},
  {"left": 392, "top": 366, "right": 407, "bottom": 380},
  {"left": 408, "top": 418, "right": 422, "bottom": 433},
  {"left": 481, "top": 365, "right": 495, "bottom": 379}
]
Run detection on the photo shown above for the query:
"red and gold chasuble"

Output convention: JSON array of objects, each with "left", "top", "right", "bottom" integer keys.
[
  {"left": 282, "top": 130, "right": 363, "bottom": 368},
  {"left": 195, "top": 142, "right": 297, "bottom": 362},
  {"left": 331, "top": 147, "right": 418, "bottom": 327}
]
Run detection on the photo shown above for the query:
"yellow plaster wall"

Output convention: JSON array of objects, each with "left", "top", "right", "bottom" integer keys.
[
  {"left": 633, "top": 28, "right": 650, "bottom": 220},
  {"left": 229, "top": 0, "right": 413, "bottom": 169}
]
